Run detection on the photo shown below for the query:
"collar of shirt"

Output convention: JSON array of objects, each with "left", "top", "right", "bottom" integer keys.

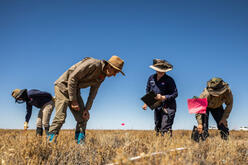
[{"left": 154, "top": 73, "right": 167, "bottom": 82}]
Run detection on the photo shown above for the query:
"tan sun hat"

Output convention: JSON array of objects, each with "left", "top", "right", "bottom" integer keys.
[
  {"left": 12, "top": 89, "right": 22, "bottom": 99},
  {"left": 11, "top": 89, "right": 27, "bottom": 102},
  {"left": 149, "top": 59, "right": 173, "bottom": 72},
  {"left": 106, "top": 55, "right": 125, "bottom": 76}
]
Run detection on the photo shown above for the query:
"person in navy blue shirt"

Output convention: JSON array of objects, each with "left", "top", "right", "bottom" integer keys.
[
  {"left": 11, "top": 89, "right": 54, "bottom": 136},
  {"left": 142, "top": 59, "right": 178, "bottom": 137}
]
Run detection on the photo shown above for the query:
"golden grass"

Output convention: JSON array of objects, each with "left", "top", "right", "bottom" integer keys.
[{"left": 0, "top": 129, "right": 247, "bottom": 165}]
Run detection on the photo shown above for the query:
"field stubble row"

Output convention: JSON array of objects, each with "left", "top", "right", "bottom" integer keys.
[{"left": 0, "top": 129, "right": 247, "bottom": 165}]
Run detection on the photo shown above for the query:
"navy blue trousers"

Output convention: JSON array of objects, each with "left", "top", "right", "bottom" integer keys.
[{"left": 154, "top": 107, "right": 176, "bottom": 133}]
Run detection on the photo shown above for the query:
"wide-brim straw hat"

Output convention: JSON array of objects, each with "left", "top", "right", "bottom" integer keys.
[
  {"left": 149, "top": 59, "right": 173, "bottom": 72},
  {"left": 11, "top": 89, "right": 27, "bottom": 102},
  {"left": 206, "top": 78, "right": 229, "bottom": 96},
  {"left": 105, "top": 55, "right": 125, "bottom": 76}
]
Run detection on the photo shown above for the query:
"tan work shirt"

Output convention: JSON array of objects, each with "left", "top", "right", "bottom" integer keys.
[
  {"left": 196, "top": 88, "right": 233, "bottom": 125},
  {"left": 54, "top": 57, "right": 106, "bottom": 110}
]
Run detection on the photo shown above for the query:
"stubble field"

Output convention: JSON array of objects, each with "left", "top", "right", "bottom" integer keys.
[{"left": 0, "top": 129, "right": 247, "bottom": 165}]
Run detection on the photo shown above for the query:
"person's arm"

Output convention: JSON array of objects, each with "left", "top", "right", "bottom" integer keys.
[
  {"left": 143, "top": 77, "right": 151, "bottom": 110},
  {"left": 24, "top": 102, "right": 32, "bottom": 130},
  {"left": 164, "top": 78, "right": 178, "bottom": 101},
  {"left": 85, "top": 84, "right": 101, "bottom": 111},
  {"left": 68, "top": 60, "right": 96, "bottom": 102},
  {"left": 146, "top": 77, "right": 151, "bottom": 94},
  {"left": 25, "top": 103, "right": 32, "bottom": 123},
  {"left": 222, "top": 89, "right": 233, "bottom": 120}
]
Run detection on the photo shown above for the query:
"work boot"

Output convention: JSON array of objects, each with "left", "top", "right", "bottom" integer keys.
[
  {"left": 219, "top": 124, "right": 229, "bottom": 140},
  {"left": 220, "top": 130, "right": 229, "bottom": 140},
  {"left": 47, "top": 133, "right": 57, "bottom": 143},
  {"left": 75, "top": 132, "right": 85, "bottom": 144},
  {"left": 191, "top": 126, "right": 200, "bottom": 142},
  {"left": 36, "top": 127, "right": 43, "bottom": 136},
  {"left": 200, "top": 131, "right": 209, "bottom": 141}
]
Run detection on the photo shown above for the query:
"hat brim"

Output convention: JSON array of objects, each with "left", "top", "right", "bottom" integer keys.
[
  {"left": 106, "top": 61, "right": 125, "bottom": 76},
  {"left": 207, "top": 86, "right": 229, "bottom": 96},
  {"left": 149, "top": 65, "right": 172, "bottom": 73}
]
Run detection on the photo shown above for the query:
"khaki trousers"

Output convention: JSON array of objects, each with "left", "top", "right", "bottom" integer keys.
[
  {"left": 49, "top": 85, "right": 87, "bottom": 134},
  {"left": 36, "top": 100, "right": 54, "bottom": 128}
]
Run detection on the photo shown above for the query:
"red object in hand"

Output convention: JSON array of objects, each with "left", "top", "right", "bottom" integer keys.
[
  {"left": 187, "top": 98, "right": 208, "bottom": 114},
  {"left": 121, "top": 123, "right": 125, "bottom": 126}
]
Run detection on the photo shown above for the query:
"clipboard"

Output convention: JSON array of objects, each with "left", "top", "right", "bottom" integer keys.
[{"left": 141, "top": 91, "right": 162, "bottom": 110}]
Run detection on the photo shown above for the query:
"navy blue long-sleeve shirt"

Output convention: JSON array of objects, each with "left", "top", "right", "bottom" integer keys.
[
  {"left": 25, "top": 89, "right": 52, "bottom": 122},
  {"left": 146, "top": 73, "right": 178, "bottom": 109}
]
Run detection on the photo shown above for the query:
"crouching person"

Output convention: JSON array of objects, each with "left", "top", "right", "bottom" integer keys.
[
  {"left": 196, "top": 78, "right": 233, "bottom": 140},
  {"left": 11, "top": 89, "right": 54, "bottom": 136},
  {"left": 47, "top": 56, "right": 125, "bottom": 144}
]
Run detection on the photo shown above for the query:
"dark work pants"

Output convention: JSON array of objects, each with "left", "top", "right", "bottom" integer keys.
[
  {"left": 202, "top": 106, "right": 229, "bottom": 138},
  {"left": 154, "top": 107, "right": 176, "bottom": 133}
]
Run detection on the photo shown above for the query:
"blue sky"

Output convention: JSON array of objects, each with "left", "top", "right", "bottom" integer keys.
[{"left": 0, "top": 0, "right": 247, "bottom": 130}]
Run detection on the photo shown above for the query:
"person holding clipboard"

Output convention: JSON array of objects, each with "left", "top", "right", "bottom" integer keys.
[{"left": 142, "top": 59, "right": 178, "bottom": 137}]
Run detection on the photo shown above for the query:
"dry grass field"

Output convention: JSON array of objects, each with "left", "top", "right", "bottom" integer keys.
[{"left": 0, "top": 129, "right": 247, "bottom": 165}]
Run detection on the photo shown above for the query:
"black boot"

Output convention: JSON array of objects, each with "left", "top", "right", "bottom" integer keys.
[
  {"left": 200, "top": 130, "right": 209, "bottom": 141},
  {"left": 191, "top": 126, "right": 200, "bottom": 142},
  {"left": 219, "top": 124, "right": 229, "bottom": 140},
  {"left": 220, "top": 130, "right": 229, "bottom": 140},
  {"left": 36, "top": 127, "right": 43, "bottom": 136}
]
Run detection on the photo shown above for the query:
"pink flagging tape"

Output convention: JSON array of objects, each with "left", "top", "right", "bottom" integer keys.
[{"left": 106, "top": 147, "right": 188, "bottom": 165}]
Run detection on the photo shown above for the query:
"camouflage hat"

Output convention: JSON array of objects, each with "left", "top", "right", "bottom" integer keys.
[
  {"left": 206, "top": 78, "right": 229, "bottom": 96},
  {"left": 149, "top": 59, "right": 173, "bottom": 72},
  {"left": 11, "top": 89, "right": 27, "bottom": 102}
]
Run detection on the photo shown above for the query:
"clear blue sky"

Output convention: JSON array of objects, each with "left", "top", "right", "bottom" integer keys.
[{"left": 0, "top": 0, "right": 247, "bottom": 130}]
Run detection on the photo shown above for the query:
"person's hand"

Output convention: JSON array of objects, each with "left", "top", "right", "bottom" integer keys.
[
  {"left": 24, "top": 122, "right": 29, "bottom": 130},
  {"left": 142, "top": 104, "right": 147, "bottom": 110},
  {"left": 219, "top": 118, "right": 227, "bottom": 127},
  {"left": 197, "top": 124, "right": 203, "bottom": 134},
  {"left": 82, "top": 110, "right": 90, "bottom": 121},
  {"left": 71, "top": 101, "right": 80, "bottom": 111},
  {"left": 155, "top": 94, "right": 166, "bottom": 101}
]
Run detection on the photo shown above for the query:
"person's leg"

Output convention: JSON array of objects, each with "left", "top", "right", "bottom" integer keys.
[
  {"left": 201, "top": 108, "right": 210, "bottom": 140},
  {"left": 70, "top": 95, "right": 86, "bottom": 144},
  {"left": 48, "top": 86, "right": 69, "bottom": 142},
  {"left": 160, "top": 108, "right": 176, "bottom": 137},
  {"left": 36, "top": 109, "right": 43, "bottom": 136},
  {"left": 42, "top": 100, "right": 55, "bottom": 135},
  {"left": 154, "top": 109, "right": 162, "bottom": 135},
  {"left": 210, "top": 106, "right": 229, "bottom": 140}
]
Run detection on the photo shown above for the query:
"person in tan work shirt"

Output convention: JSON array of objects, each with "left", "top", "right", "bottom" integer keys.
[
  {"left": 196, "top": 77, "right": 233, "bottom": 140},
  {"left": 47, "top": 56, "right": 125, "bottom": 144}
]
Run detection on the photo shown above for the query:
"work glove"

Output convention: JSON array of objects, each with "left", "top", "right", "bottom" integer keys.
[{"left": 24, "top": 122, "right": 29, "bottom": 130}]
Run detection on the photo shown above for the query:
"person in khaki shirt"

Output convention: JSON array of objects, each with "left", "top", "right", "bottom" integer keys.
[
  {"left": 196, "top": 78, "right": 233, "bottom": 140},
  {"left": 48, "top": 56, "right": 125, "bottom": 144}
]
